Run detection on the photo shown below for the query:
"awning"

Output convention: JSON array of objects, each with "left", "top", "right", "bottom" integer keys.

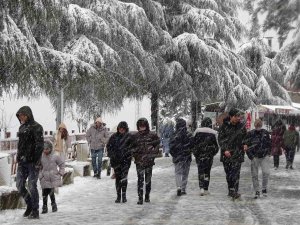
[{"left": 258, "top": 104, "right": 300, "bottom": 114}]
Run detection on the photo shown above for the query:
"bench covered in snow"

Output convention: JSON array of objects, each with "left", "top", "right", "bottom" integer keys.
[{"left": 0, "top": 186, "right": 24, "bottom": 210}]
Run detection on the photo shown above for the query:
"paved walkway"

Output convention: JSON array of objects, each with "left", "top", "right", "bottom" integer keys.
[{"left": 1, "top": 153, "right": 300, "bottom": 225}]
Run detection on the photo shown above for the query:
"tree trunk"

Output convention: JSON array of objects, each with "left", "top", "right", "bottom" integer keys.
[
  {"left": 150, "top": 92, "right": 159, "bottom": 132},
  {"left": 56, "top": 94, "right": 62, "bottom": 129},
  {"left": 191, "top": 99, "right": 201, "bottom": 132}
]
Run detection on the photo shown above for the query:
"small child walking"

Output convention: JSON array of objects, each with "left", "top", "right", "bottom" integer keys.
[{"left": 39, "top": 140, "right": 65, "bottom": 214}]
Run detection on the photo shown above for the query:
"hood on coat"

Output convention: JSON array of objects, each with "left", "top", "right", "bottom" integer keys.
[
  {"left": 16, "top": 106, "right": 34, "bottom": 124},
  {"left": 136, "top": 117, "right": 150, "bottom": 131},
  {"left": 44, "top": 140, "right": 53, "bottom": 152},
  {"left": 175, "top": 118, "right": 187, "bottom": 131},
  {"left": 201, "top": 117, "right": 212, "bottom": 128},
  {"left": 58, "top": 123, "right": 67, "bottom": 130},
  {"left": 117, "top": 121, "right": 129, "bottom": 133}
]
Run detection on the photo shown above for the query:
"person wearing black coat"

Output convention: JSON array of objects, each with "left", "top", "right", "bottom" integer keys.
[
  {"left": 193, "top": 117, "right": 219, "bottom": 196},
  {"left": 170, "top": 118, "right": 193, "bottom": 196},
  {"left": 107, "top": 121, "right": 133, "bottom": 203},
  {"left": 218, "top": 108, "right": 247, "bottom": 200},
  {"left": 244, "top": 119, "right": 271, "bottom": 198},
  {"left": 16, "top": 106, "right": 44, "bottom": 219},
  {"left": 132, "top": 118, "right": 160, "bottom": 205}
]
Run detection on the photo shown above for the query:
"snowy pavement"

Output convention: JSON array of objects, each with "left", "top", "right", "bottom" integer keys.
[{"left": 1, "top": 153, "right": 300, "bottom": 225}]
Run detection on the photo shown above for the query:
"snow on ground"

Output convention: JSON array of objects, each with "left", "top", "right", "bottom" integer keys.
[{"left": 1, "top": 152, "right": 300, "bottom": 225}]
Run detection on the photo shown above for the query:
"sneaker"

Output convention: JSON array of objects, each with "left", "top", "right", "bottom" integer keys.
[
  {"left": 144, "top": 195, "right": 150, "bottom": 203},
  {"left": 254, "top": 191, "right": 260, "bottom": 199},
  {"left": 200, "top": 188, "right": 205, "bottom": 196},
  {"left": 137, "top": 198, "right": 143, "bottom": 205},
  {"left": 23, "top": 206, "right": 32, "bottom": 217},
  {"left": 93, "top": 173, "right": 98, "bottom": 178},
  {"left": 96, "top": 174, "right": 101, "bottom": 179},
  {"left": 262, "top": 189, "right": 267, "bottom": 197},
  {"left": 274, "top": 167, "right": 278, "bottom": 170},
  {"left": 203, "top": 190, "right": 210, "bottom": 195},
  {"left": 177, "top": 188, "right": 181, "bottom": 196}
]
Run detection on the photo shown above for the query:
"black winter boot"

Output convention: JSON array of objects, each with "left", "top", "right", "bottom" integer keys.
[
  {"left": 115, "top": 194, "right": 121, "bottom": 203},
  {"left": 23, "top": 206, "right": 32, "bottom": 217},
  {"left": 41, "top": 205, "right": 48, "bottom": 214},
  {"left": 28, "top": 210, "right": 39, "bottom": 219},
  {"left": 122, "top": 193, "right": 127, "bottom": 203},
  {"left": 145, "top": 193, "right": 150, "bottom": 203},
  {"left": 52, "top": 203, "right": 57, "bottom": 212},
  {"left": 137, "top": 196, "right": 143, "bottom": 205}
]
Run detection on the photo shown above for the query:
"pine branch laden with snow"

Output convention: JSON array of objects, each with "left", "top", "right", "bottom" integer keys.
[
  {"left": 63, "top": 35, "right": 104, "bottom": 68},
  {"left": 0, "top": 12, "right": 45, "bottom": 92},
  {"left": 88, "top": 0, "right": 160, "bottom": 50},
  {"left": 284, "top": 55, "right": 300, "bottom": 90}
]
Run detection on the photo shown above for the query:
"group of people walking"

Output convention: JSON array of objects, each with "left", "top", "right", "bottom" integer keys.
[{"left": 14, "top": 105, "right": 299, "bottom": 220}]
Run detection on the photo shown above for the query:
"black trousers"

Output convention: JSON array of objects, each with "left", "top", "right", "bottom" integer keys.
[
  {"left": 136, "top": 165, "right": 153, "bottom": 197},
  {"left": 197, "top": 157, "right": 214, "bottom": 190},
  {"left": 114, "top": 163, "right": 130, "bottom": 195},
  {"left": 273, "top": 155, "right": 280, "bottom": 168},
  {"left": 223, "top": 161, "right": 242, "bottom": 193},
  {"left": 42, "top": 188, "right": 55, "bottom": 206}
]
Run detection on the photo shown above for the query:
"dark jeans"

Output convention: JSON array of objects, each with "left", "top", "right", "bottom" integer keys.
[
  {"left": 42, "top": 188, "right": 55, "bottom": 206},
  {"left": 197, "top": 158, "right": 214, "bottom": 190},
  {"left": 136, "top": 165, "right": 153, "bottom": 197},
  {"left": 16, "top": 162, "right": 39, "bottom": 210},
  {"left": 91, "top": 148, "right": 104, "bottom": 175},
  {"left": 223, "top": 161, "right": 242, "bottom": 194},
  {"left": 114, "top": 163, "right": 131, "bottom": 195},
  {"left": 285, "top": 147, "right": 296, "bottom": 166},
  {"left": 273, "top": 155, "right": 280, "bottom": 168}
]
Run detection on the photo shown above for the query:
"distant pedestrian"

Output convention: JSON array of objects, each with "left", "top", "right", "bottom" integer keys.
[
  {"left": 40, "top": 141, "right": 65, "bottom": 214},
  {"left": 54, "top": 123, "right": 71, "bottom": 160},
  {"left": 132, "top": 118, "right": 160, "bottom": 205},
  {"left": 244, "top": 119, "right": 271, "bottom": 199},
  {"left": 271, "top": 119, "right": 286, "bottom": 169},
  {"left": 283, "top": 124, "right": 299, "bottom": 169},
  {"left": 16, "top": 106, "right": 44, "bottom": 219},
  {"left": 218, "top": 108, "right": 247, "bottom": 200},
  {"left": 193, "top": 117, "right": 219, "bottom": 196},
  {"left": 170, "top": 118, "right": 193, "bottom": 196},
  {"left": 107, "top": 121, "right": 133, "bottom": 203},
  {"left": 86, "top": 117, "right": 109, "bottom": 179},
  {"left": 159, "top": 118, "right": 174, "bottom": 157}
]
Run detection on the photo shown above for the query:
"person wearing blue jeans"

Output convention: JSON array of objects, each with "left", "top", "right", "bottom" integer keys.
[
  {"left": 86, "top": 117, "right": 109, "bottom": 179},
  {"left": 91, "top": 148, "right": 104, "bottom": 177},
  {"left": 16, "top": 106, "right": 44, "bottom": 219}
]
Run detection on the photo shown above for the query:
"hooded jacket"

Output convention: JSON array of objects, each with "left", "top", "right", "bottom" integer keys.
[
  {"left": 193, "top": 118, "right": 219, "bottom": 162},
  {"left": 16, "top": 106, "right": 44, "bottom": 164},
  {"left": 39, "top": 149, "right": 65, "bottom": 189},
  {"left": 54, "top": 123, "right": 71, "bottom": 157},
  {"left": 283, "top": 126, "right": 299, "bottom": 149},
  {"left": 106, "top": 121, "right": 134, "bottom": 168},
  {"left": 132, "top": 118, "right": 160, "bottom": 167},
  {"left": 169, "top": 118, "right": 193, "bottom": 164}
]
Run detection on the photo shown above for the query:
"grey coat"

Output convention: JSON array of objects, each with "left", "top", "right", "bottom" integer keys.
[
  {"left": 86, "top": 124, "right": 109, "bottom": 150},
  {"left": 39, "top": 152, "right": 65, "bottom": 189}
]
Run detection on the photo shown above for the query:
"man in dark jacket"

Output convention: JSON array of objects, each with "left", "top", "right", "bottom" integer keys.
[
  {"left": 16, "top": 106, "right": 44, "bottom": 219},
  {"left": 218, "top": 108, "right": 247, "bottom": 200},
  {"left": 107, "top": 121, "right": 133, "bottom": 203},
  {"left": 132, "top": 118, "right": 160, "bottom": 205},
  {"left": 244, "top": 119, "right": 271, "bottom": 198},
  {"left": 170, "top": 118, "right": 193, "bottom": 196},
  {"left": 283, "top": 124, "right": 299, "bottom": 169}
]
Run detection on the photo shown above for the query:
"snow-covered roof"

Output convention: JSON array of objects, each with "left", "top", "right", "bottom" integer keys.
[
  {"left": 259, "top": 104, "right": 300, "bottom": 114},
  {"left": 292, "top": 102, "right": 300, "bottom": 109}
]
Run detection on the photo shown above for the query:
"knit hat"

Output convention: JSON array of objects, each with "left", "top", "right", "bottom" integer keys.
[
  {"left": 228, "top": 108, "right": 241, "bottom": 117},
  {"left": 95, "top": 117, "right": 103, "bottom": 124}
]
